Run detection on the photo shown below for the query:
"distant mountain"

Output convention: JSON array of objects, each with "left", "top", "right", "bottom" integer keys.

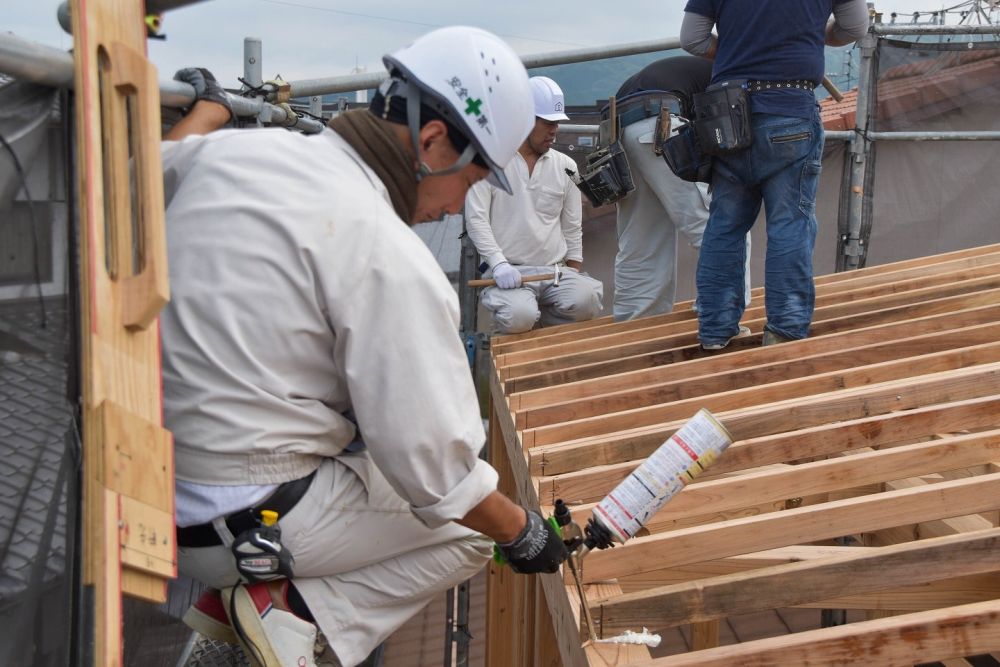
[{"left": 529, "top": 45, "right": 859, "bottom": 106}]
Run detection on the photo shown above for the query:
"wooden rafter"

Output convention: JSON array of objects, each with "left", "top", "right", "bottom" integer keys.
[{"left": 486, "top": 246, "right": 1000, "bottom": 666}]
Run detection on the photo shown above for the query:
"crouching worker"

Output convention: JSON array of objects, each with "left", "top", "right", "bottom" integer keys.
[
  {"left": 162, "top": 28, "right": 568, "bottom": 667},
  {"left": 465, "top": 76, "right": 604, "bottom": 334}
]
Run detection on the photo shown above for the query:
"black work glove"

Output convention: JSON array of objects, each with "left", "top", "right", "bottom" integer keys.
[
  {"left": 497, "top": 509, "right": 568, "bottom": 574},
  {"left": 173, "top": 67, "right": 234, "bottom": 122}
]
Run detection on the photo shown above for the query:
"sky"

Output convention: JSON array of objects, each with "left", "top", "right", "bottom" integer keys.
[{"left": 5, "top": 0, "right": 972, "bottom": 91}]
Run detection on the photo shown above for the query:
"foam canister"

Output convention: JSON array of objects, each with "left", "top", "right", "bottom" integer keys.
[{"left": 590, "top": 408, "right": 733, "bottom": 546}]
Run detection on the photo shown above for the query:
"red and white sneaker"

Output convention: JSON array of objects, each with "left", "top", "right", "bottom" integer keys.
[
  {"left": 225, "top": 581, "right": 322, "bottom": 667},
  {"left": 182, "top": 588, "right": 238, "bottom": 644}
]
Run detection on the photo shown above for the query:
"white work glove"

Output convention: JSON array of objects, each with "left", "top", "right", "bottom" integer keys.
[{"left": 492, "top": 262, "right": 522, "bottom": 290}]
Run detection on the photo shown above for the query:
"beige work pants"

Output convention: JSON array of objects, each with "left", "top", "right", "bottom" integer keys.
[
  {"left": 480, "top": 264, "right": 604, "bottom": 334},
  {"left": 178, "top": 452, "right": 492, "bottom": 667}
]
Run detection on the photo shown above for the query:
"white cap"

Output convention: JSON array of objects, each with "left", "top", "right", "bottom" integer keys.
[
  {"left": 529, "top": 76, "right": 569, "bottom": 121},
  {"left": 383, "top": 27, "right": 534, "bottom": 194}
]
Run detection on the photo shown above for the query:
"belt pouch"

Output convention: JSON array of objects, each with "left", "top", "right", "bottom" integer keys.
[
  {"left": 692, "top": 80, "right": 752, "bottom": 156},
  {"left": 662, "top": 121, "right": 713, "bottom": 184},
  {"left": 573, "top": 140, "right": 635, "bottom": 207}
]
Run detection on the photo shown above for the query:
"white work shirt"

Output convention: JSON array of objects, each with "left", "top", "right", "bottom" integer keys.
[
  {"left": 464, "top": 148, "right": 583, "bottom": 269},
  {"left": 161, "top": 127, "right": 496, "bottom": 528}
]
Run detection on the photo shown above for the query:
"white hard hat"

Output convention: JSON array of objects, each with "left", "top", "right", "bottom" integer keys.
[
  {"left": 530, "top": 76, "right": 569, "bottom": 121},
  {"left": 382, "top": 26, "right": 534, "bottom": 194}
]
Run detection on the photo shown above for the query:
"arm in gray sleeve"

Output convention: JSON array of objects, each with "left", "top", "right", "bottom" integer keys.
[
  {"left": 680, "top": 11, "right": 717, "bottom": 58},
  {"left": 328, "top": 209, "right": 498, "bottom": 528},
  {"left": 827, "top": 0, "right": 870, "bottom": 45},
  {"left": 464, "top": 179, "right": 507, "bottom": 268}
]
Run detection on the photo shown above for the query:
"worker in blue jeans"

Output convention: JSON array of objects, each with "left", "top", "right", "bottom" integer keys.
[
  {"left": 681, "top": 0, "right": 869, "bottom": 348},
  {"left": 696, "top": 112, "right": 824, "bottom": 346}
]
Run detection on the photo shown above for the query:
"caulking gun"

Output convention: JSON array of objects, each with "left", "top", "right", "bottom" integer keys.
[{"left": 553, "top": 408, "right": 734, "bottom": 642}]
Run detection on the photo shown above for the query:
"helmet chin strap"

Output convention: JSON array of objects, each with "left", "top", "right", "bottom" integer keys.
[{"left": 404, "top": 80, "right": 477, "bottom": 181}]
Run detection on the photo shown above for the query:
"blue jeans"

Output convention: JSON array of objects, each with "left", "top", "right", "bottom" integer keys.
[{"left": 696, "top": 110, "right": 823, "bottom": 346}]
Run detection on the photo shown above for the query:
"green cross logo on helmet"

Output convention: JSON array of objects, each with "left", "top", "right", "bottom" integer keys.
[{"left": 465, "top": 97, "right": 483, "bottom": 116}]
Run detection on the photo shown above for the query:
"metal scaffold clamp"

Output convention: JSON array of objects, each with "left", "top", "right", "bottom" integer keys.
[{"left": 264, "top": 76, "right": 292, "bottom": 104}]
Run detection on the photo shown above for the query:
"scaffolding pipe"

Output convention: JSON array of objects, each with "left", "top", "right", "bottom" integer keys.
[
  {"left": 0, "top": 34, "right": 324, "bottom": 133},
  {"left": 842, "top": 29, "right": 878, "bottom": 271},
  {"left": 284, "top": 37, "right": 684, "bottom": 98},
  {"left": 244, "top": 37, "right": 263, "bottom": 89},
  {"left": 868, "top": 130, "right": 1000, "bottom": 140},
  {"left": 872, "top": 23, "right": 1000, "bottom": 34},
  {"left": 0, "top": 33, "right": 74, "bottom": 89}
]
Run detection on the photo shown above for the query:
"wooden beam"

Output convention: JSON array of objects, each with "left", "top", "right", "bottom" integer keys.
[
  {"left": 496, "top": 261, "right": 1000, "bottom": 365},
  {"left": 593, "top": 528, "right": 1000, "bottom": 633},
  {"left": 523, "top": 342, "right": 1000, "bottom": 446},
  {"left": 632, "top": 599, "right": 1000, "bottom": 666},
  {"left": 529, "top": 364, "right": 1000, "bottom": 475},
  {"left": 580, "top": 472, "right": 1000, "bottom": 584},
  {"left": 797, "top": 573, "right": 1000, "bottom": 611},
  {"left": 613, "top": 546, "right": 868, "bottom": 591},
  {"left": 502, "top": 287, "right": 1000, "bottom": 389},
  {"left": 517, "top": 321, "right": 1000, "bottom": 429},
  {"left": 584, "top": 583, "right": 653, "bottom": 662},
  {"left": 486, "top": 408, "right": 530, "bottom": 667},
  {"left": 864, "top": 477, "right": 995, "bottom": 548},
  {"left": 812, "top": 242, "right": 1000, "bottom": 284},
  {"left": 542, "top": 429, "right": 1000, "bottom": 514},
  {"left": 510, "top": 303, "right": 1000, "bottom": 410},
  {"left": 491, "top": 250, "right": 1000, "bottom": 357},
  {"left": 487, "top": 369, "right": 589, "bottom": 667},
  {"left": 498, "top": 274, "right": 1000, "bottom": 372}
]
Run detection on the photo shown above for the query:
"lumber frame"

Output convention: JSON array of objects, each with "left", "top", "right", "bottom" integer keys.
[
  {"left": 486, "top": 247, "right": 1000, "bottom": 666},
  {"left": 490, "top": 244, "right": 1000, "bottom": 356},
  {"left": 635, "top": 600, "right": 1000, "bottom": 666},
  {"left": 594, "top": 529, "right": 1000, "bottom": 633},
  {"left": 503, "top": 287, "right": 1000, "bottom": 390}
]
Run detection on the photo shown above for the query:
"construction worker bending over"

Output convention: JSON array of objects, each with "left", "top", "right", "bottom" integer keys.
[
  {"left": 681, "top": 0, "right": 869, "bottom": 348},
  {"left": 465, "top": 76, "right": 604, "bottom": 334},
  {"left": 161, "top": 28, "right": 567, "bottom": 667},
  {"left": 611, "top": 56, "right": 751, "bottom": 322}
]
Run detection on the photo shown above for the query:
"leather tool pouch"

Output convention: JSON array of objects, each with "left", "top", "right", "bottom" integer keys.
[
  {"left": 662, "top": 120, "right": 713, "bottom": 184},
  {"left": 571, "top": 140, "right": 635, "bottom": 207},
  {"left": 692, "top": 80, "right": 752, "bottom": 156},
  {"left": 652, "top": 107, "right": 671, "bottom": 157}
]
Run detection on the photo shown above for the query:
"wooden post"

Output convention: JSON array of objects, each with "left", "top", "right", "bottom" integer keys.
[{"left": 71, "top": 1, "right": 175, "bottom": 664}]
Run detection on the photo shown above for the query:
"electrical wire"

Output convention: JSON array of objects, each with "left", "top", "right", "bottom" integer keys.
[{"left": 0, "top": 129, "right": 48, "bottom": 329}]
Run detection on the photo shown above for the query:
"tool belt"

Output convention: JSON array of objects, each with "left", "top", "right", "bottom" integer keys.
[
  {"left": 691, "top": 79, "right": 818, "bottom": 156},
  {"left": 176, "top": 469, "right": 317, "bottom": 548},
  {"left": 570, "top": 140, "right": 635, "bottom": 208},
  {"left": 602, "top": 92, "right": 687, "bottom": 132},
  {"left": 745, "top": 79, "right": 816, "bottom": 93}
]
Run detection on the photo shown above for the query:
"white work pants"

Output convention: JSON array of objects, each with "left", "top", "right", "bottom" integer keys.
[
  {"left": 615, "top": 115, "right": 750, "bottom": 321},
  {"left": 480, "top": 264, "right": 604, "bottom": 334},
  {"left": 178, "top": 453, "right": 492, "bottom": 667}
]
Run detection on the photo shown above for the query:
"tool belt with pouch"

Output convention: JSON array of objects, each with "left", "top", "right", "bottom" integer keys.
[
  {"left": 569, "top": 94, "right": 642, "bottom": 208},
  {"left": 610, "top": 92, "right": 686, "bottom": 134},
  {"left": 691, "top": 78, "right": 816, "bottom": 156},
  {"left": 570, "top": 141, "right": 634, "bottom": 208},
  {"left": 691, "top": 79, "right": 752, "bottom": 156}
]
